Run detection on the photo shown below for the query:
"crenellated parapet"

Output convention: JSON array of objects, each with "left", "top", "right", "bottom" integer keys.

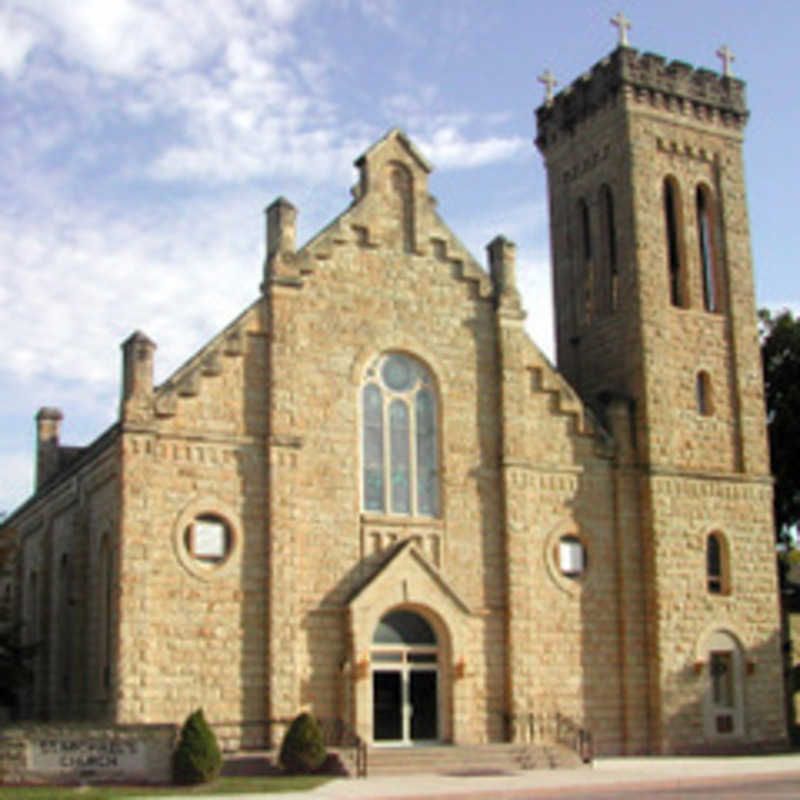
[{"left": 536, "top": 46, "right": 748, "bottom": 152}]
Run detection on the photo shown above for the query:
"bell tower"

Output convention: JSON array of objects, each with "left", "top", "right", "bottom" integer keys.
[
  {"left": 535, "top": 42, "right": 766, "bottom": 474},
  {"left": 536, "top": 33, "right": 784, "bottom": 752}
]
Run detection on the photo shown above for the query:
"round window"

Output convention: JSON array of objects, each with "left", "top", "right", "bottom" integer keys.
[
  {"left": 382, "top": 354, "right": 414, "bottom": 392},
  {"left": 183, "top": 514, "right": 233, "bottom": 567},
  {"left": 557, "top": 535, "right": 587, "bottom": 580}
]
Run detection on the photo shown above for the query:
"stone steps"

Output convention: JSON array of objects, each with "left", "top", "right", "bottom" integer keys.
[
  {"left": 222, "top": 742, "right": 586, "bottom": 778},
  {"left": 365, "top": 742, "right": 584, "bottom": 776}
]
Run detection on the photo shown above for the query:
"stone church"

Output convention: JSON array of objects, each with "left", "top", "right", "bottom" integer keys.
[{"left": 2, "top": 42, "right": 787, "bottom": 757}]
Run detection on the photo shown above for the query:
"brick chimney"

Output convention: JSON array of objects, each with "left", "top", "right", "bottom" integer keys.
[{"left": 36, "top": 407, "right": 63, "bottom": 489}]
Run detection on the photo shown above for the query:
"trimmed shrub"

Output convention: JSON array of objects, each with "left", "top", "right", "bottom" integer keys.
[
  {"left": 172, "top": 708, "right": 222, "bottom": 785},
  {"left": 314, "top": 752, "right": 349, "bottom": 776},
  {"left": 278, "top": 712, "right": 327, "bottom": 774}
]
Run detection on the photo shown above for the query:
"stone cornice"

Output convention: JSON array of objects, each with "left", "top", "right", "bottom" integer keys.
[{"left": 536, "top": 46, "right": 748, "bottom": 152}]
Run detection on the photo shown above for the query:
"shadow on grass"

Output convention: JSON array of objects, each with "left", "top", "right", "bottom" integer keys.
[{"left": 0, "top": 775, "right": 332, "bottom": 799}]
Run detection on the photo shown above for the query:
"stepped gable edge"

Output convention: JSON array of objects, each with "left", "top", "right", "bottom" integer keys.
[
  {"left": 536, "top": 45, "right": 748, "bottom": 149},
  {"left": 517, "top": 334, "right": 605, "bottom": 443},
  {"left": 152, "top": 301, "right": 262, "bottom": 417},
  {"left": 287, "top": 128, "right": 492, "bottom": 299}
]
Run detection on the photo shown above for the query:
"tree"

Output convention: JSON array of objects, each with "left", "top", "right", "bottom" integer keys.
[
  {"left": 0, "top": 623, "right": 38, "bottom": 711},
  {"left": 0, "top": 530, "right": 37, "bottom": 717},
  {"left": 760, "top": 308, "right": 800, "bottom": 543},
  {"left": 172, "top": 708, "right": 222, "bottom": 785},
  {"left": 278, "top": 712, "right": 327, "bottom": 774}
]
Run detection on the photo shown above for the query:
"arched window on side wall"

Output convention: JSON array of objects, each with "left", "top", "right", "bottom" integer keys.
[
  {"left": 663, "top": 177, "right": 687, "bottom": 307},
  {"left": 362, "top": 352, "right": 439, "bottom": 517},
  {"left": 600, "top": 184, "right": 618, "bottom": 312},
  {"left": 696, "top": 184, "right": 720, "bottom": 312},
  {"left": 98, "top": 535, "right": 113, "bottom": 695},
  {"left": 25, "top": 571, "right": 39, "bottom": 715},
  {"left": 58, "top": 554, "right": 72, "bottom": 698}
]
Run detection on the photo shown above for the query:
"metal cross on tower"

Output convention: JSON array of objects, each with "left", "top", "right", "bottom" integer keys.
[
  {"left": 716, "top": 44, "right": 735, "bottom": 77},
  {"left": 610, "top": 11, "right": 631, "bottom": 46},
  {"left": 538, "top": 69, "right": 558, "bottom": 103}
]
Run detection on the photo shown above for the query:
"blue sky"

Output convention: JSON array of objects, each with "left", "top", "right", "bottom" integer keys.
[{"left": 1, "top": 0, "right": 798, "bottom": 513}]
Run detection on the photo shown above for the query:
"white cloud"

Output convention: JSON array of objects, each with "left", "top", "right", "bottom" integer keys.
[
  {"left": 0, "top": 192, "right": 266, "bottom": 395},
  {"left": 7, "top": 0, "right": 304, "bottom": 80},
  {"left": 0, "top": 450, "right": 35, "bottom": 516},
  {"left": 418, "top": 127, "right": 527, "bottom": 170},
  {"left": 0, "top": 7, "right": 40, "bottom": 79}
]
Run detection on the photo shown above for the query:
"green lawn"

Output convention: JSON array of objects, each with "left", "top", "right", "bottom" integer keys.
[{"left": 0, "top": 775, "right": 331, "bottom": 799}]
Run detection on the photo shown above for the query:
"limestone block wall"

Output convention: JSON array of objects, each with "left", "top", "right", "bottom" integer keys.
[
  {"left": 627, "top": 111, "right": 761, "bottom": 475},
  {"left": 12, "top": 441, "right": 120, "bottom": 723},
  {"left": 265, "top": 131, "right": 508, "bottom": 742},
  {"left": 496, "top": 319, "right": 636, "bottom": 755},
  {"left": 645, "top": 475, "right": 785, "bottom": 751},
  {"left": 116, "top": 306, "right": 270, "bottom": 747}
]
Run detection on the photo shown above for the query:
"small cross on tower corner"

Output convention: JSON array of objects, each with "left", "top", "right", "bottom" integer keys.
[
  {"left": 538, "top": 69, "right": 558, "bottom": 104},
  {"left": 610, "top": 11, "right": 631, "bottom": 47},
  {"left": 716, "top": 44, "right": 735, "bottom": 77}
]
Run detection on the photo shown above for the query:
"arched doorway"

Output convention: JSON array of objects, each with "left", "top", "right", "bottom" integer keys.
[
  {"left": 372, "top": 609, "right": 439, "bottom": 744},
  {"left": 703, "top": 630, "right": 745, "bottom": 738}
]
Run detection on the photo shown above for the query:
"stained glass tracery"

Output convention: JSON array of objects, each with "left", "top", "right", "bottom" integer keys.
[{"left": 362, "top": 353, "right": 439, "bottom": 517}]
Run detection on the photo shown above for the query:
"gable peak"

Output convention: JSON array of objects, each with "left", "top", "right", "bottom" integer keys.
[{"left": 352, "top": 129, "right": 432, "bottom": 203}]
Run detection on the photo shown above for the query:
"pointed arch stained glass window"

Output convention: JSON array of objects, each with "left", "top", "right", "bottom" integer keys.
[{"left": 361, "top": 353, "right": 439, "bottom": 517}]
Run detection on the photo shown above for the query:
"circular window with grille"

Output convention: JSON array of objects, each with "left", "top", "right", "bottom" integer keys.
[{"left": 174, "top": 500, "right": 239, "bottom": 580}]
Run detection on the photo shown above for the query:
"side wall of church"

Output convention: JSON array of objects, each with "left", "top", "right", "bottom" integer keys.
[
  {"left": 644, "top": 475, "right": 785, "bottom": 751},
  {"left": 13, "top": 442, "right": 120, "bottom": 723},
  {"left": 497, "top": 319, "right": 642, "bottom": 755}
]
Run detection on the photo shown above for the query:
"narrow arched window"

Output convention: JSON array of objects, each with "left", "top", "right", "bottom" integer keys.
[
  {"left": 696, "top": 371, "right": 712, "bottom": 416},
  {"left": 578, "top": 198, "right": 591, "bottom": 261},
  {"left": 25, "top": 571, "right": 39, "bottom": 715},
  {"left": 58, "top": 553, "right": 72, "bottom": 695},
  {"left": 599, "top": 185, "right": 618, "bottom": 312},
  {"left": 576, "top": 198, "right": 593, "bottom": 323},
  {"left": 98, "top": 535, "right": 113, "bottom": 694},
  {"left": 390, "top": 162, "right": 414, "bottom": 253},
  {"left": 26, "top": 571, "right": 38, "bottom": 647},
  {"left": 706, "top": 532, "right": 729, "bottom": 594},
  {"left": 361, "top": 353, "right": 439, "bottom": 517},
  {"left": 696, "top": 184, "right": 719, "bottom": 312},
  {"left": 663, "top": 177, "right": 686, "bottom": 307}
]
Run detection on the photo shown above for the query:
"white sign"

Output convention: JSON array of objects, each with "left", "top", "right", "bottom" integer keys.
[{"left": 30, "top": 738, "right": 146, "bottom": 776}]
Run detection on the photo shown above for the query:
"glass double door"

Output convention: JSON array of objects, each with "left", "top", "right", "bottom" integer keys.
[{"left": 373, "top": 666, "right": 438, "bottom": 743}]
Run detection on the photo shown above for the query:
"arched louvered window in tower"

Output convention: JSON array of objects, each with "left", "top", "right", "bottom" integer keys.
[
  {"left": 576, "top": 198, "right": 593, "bottom": 322},
  {"left": 599, "top": 184, "right": 618, "bottom": 312},
  {"left": 696, "top": 184, "right": 720, "bottom": 312},
  {"left": 663, "top": 177, "right": 687, "bottom": 307}
]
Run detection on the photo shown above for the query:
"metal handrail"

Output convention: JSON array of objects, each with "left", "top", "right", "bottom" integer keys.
[{"left": 492, "top": 709, "right": 593, "bottom": 763}]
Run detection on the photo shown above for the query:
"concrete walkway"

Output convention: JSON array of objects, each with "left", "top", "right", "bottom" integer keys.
[{"left": 138, "top": 753, "right": 800, "bottom": 799}]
